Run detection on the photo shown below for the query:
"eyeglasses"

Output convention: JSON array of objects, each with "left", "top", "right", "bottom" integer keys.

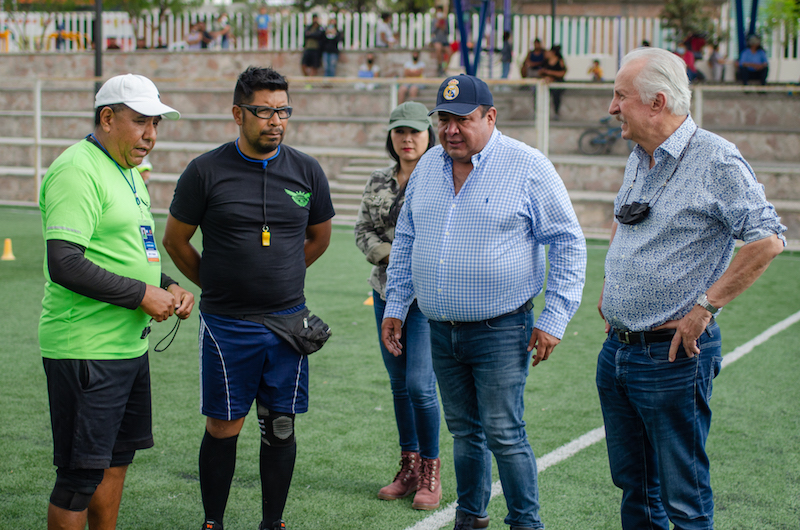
[{"left": 238, "top": 104, "right": 293, "bottom": 120}]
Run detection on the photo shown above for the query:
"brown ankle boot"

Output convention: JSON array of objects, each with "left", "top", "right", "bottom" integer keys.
[
  {"left": 412, "top": 457, "right": 442, "bottom": 510},
  {"left": 377, "top": 451, "right": 420, "bottom": 500}
]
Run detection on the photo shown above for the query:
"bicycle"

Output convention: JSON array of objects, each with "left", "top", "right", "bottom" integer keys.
[{"left": 578, "top": 116, "right": 633, "bottom": 155}]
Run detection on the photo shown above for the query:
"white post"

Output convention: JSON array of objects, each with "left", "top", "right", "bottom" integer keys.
[
  {"left": 34, "top": 78, "right": 42, "bottom": 201},
  {"left": 693, "top": 85, "right": 703, "bottom": 129},
  {"left": 536, "top": 80, "right": 549, "bottom": 156},
  {"left": 390, "top": 82, "right": 398, "bottom": 111}
]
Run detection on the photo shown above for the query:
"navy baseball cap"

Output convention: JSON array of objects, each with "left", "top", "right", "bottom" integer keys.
[{"left": 428, "top": 74, "right": 494, "bottom": 116}]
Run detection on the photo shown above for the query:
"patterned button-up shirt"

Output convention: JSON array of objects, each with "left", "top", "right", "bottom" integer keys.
[
  {"left": 383, "top": 129, "right": 587, "bottom": 339},
  {"left": 354, "top": 165, "right": 401, "bottom": 299},
  {"left": 602, "top": 115, "right": 787, "bottom": 331}
]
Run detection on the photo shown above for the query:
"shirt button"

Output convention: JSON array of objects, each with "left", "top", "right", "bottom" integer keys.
[
  {"left": 437, "top": 288, "right": 442, "bottom": 293},
  {"left": 445, "top": 232, "right": 450, "bottom": 236},
  {"left": 440, "top": 259, "right": 444, "bottom": 264}
]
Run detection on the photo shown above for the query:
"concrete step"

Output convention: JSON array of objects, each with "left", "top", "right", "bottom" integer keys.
[
  {"left": 5, "top": 150, "right": 800, "bottom": 240},
  {"left": 330, "top": 181, "right": 370, "bottom": 193}
]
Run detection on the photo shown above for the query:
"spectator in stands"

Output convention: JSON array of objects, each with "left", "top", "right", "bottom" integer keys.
[
  {"left": 376, "top": 13, "right": 396, "bottom": 48},
  {"left": 738, "top": 34, "right": 769, "bottom": 85},
  {"left": 500, "top": 31, "right": 513, "bottom": 79},
  {"left": 677, "top": 42, "right": 705, "bottom": 84},
  {"left": 398, "top": 50, "right": 426, "bottom": 104},
  {"left": 686, "top": 32, "right": 706, "bottom": 60},
  {"left": 708, "top": 43, "right": 727, "bottom": 83},
  {"left": 55, "top": 21, "right": 66, "bottom": 50},
  {"left": 641, "top": 40, "right": 651, "bottom": 47},
  {"left": 431, "top": 6, "right": 450, "bottom": 75},
  {"left": 186, "top": 22, "right": 212, "bottom": 50},
  {"left": 522, "top": 38, "right": 545, "bottom": 78},
  {"left": 322, "top": 17, "right": 342, "bottom": 77},
  {"left": 541, "top": 45, "right": 567, "bottom": 120},
  {"left": 356, "top": 52, "right": 381, "bottom": 90},
  {"left": 213, "top": 12, "right": 232, "bottom": 50},
  {"left": 588, "top": 59, "right": 603, "bottom": 81},
  {"left": 256, "top": 6, "right": 270, "bottom": 50},
  {"left": 302, "top": 14, "right": 324, "bottom": 76}
]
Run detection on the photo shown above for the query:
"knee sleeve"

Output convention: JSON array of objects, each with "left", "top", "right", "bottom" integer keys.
[
  {"left": 257, "top": 401, "right": 295, "bottom": 447},
  {"left": 50, "top": 468, "right": 104, "bottom": 512}
]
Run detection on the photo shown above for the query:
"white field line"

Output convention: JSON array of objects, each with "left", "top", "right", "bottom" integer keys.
[{"left": 404, "top": 309, "right": 800, "bottom": 530}]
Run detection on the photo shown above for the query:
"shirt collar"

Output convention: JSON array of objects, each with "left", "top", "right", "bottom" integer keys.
[{"left": 654, "top": 115, "right": 697, "bottom": 161}]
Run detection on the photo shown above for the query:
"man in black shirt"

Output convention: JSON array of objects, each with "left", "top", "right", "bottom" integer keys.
[{"left": 163, "top": 66, "right": 334, "bottom": 530}]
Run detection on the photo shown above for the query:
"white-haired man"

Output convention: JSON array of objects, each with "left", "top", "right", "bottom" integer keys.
[{"left": 597, "top": 47, "right": 786, "bottom": 529}]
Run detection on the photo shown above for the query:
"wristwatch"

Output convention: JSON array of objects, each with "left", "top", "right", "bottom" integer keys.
[{"left": 696, "top": 293, "right": 723, "bottom": 317}]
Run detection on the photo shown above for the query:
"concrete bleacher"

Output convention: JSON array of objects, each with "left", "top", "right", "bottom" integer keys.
[{"left": 1, "top": 83, "right": 799, "bottom": 244}]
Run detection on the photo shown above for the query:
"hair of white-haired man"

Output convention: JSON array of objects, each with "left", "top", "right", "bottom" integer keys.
[{"left": 621, "top": 47, "right": 692, "bottom": 116}]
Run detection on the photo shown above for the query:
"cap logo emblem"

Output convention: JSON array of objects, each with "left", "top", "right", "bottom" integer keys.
[{"left": 443, "top": 79, "right": 460, "bottom": 101}]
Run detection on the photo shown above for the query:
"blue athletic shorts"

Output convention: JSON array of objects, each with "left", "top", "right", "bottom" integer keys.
[{"left": 199, "top": 311, "right": 309, "bottom": 420}]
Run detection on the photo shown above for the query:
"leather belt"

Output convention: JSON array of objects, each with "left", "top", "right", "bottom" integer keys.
[
  {"left": 445, "top": 299, "right": 533, "bottom": 327},
  {"left": 614, "top": 328, "right": 676, "bottom": 345}
]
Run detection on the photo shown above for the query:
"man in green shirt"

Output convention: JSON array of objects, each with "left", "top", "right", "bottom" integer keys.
[{"left": 39, "top": 74, "right": 194, "bottom": 530}]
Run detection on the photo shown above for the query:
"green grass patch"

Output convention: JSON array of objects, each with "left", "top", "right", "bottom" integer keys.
[{"left": 1, "top": 206, "right": 798, "bottom": 529}]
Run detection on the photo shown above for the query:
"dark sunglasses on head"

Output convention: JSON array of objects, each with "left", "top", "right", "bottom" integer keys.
[{"left": 238, "top": 104, "right": 293, "bottom": 120}]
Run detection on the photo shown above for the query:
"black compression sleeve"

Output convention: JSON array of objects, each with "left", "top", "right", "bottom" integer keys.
[
  {"left": 47, "top": 239, "right": 147, "bottom": 310},
  {"left": 161, "top": 273, "right": 178, "bottom": 290}
]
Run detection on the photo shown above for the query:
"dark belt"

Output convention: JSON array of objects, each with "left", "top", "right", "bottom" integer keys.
[
  {"left": 614, "top": 328, "right": 676, "bottom": 345},
  {"left": 444, "top": 299, "right": 533, "bottom": 327}
]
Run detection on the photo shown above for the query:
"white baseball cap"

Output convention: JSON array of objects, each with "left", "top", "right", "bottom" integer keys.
[{"left": 94, "top": 74, "right": 180, "bottom": 120}]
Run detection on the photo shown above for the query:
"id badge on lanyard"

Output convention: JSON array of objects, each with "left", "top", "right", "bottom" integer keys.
[{"left": 139, "top": 221, "right": 160, "bottom": 264}]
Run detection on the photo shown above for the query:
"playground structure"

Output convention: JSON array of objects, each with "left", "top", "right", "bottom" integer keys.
[{"left": 45, "top": 31, "right": 90, "bottom": 50}]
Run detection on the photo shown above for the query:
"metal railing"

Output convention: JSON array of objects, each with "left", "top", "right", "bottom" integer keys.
[{"left": 3, "top": 77, "right": 800, "bottom": 201}]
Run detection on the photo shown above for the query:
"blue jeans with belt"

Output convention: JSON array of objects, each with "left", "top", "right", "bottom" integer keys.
[
  {"left": 373, "top": 291, "right": 440, "bottom": 459},
  {"left": 596, "top": 321, "right": 722, "bottom": 530},
  {"left": 429, "top": 308, "right": 543, "bottom": 529}
]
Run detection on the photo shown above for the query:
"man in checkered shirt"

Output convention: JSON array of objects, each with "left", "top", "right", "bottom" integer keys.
[{"left": 382, "top": 74, "right": 586, "bottom": 530}]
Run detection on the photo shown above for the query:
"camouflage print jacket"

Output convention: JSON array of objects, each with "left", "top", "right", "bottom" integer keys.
[{"left": 354, "top": 165, "right": 402, "bottom": 300}]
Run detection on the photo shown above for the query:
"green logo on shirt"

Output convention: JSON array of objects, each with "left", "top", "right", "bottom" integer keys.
[{"left": 285, "top": 189, "right": 311, "bottom": 207}]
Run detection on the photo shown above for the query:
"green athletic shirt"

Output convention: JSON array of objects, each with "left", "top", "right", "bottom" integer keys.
[{"left": 39, "top": 139, "right": 161, "bottom": 360}]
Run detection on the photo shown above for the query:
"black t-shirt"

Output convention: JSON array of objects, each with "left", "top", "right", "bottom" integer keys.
[{"left": 170, "top": 142, "right": 335, "bottom": 315}]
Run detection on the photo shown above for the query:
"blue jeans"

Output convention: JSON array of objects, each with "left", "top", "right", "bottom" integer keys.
[
  {"left": 429, "top": 309, "right": 543, "bottom": 529},
  {"left": 501, "top": 61, "right": 511, "bottom": 79},
  {"left": 322, "top": 52, "right": 339, "bottom": 77},
  {"left": 596, "top": 322, "right": 722, "bottom": 530},
  {"left": 373, "top": 291, "right": 440, "bottom": 458}
]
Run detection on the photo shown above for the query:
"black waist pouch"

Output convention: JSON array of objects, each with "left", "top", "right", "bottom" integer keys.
[{"left": 239, "top": 307, "right": 332, "bottom": 355}]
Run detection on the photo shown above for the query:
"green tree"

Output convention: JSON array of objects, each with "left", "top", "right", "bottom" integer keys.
[
  {"left": 661, "top": 0, "right": 719, "bottom": 44},
  {"left": 761, "top": 0, "right": 800, "bottom": 40}
]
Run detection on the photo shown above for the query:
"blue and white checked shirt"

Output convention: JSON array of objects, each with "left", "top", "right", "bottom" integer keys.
[
  {"left": 602, "top": 116, "right": 787, "bottom": 331},
  {"left": 383, "top": 129, "right": 587, "bottom": 339}
]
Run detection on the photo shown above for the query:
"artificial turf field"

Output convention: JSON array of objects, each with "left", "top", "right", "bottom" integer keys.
[{"left": 0, "top": 206, "right": 798, "bottom": 530}]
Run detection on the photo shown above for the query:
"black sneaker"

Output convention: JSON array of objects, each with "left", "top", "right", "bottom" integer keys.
[
  {"left": 454, "top": 510, "right": 489, "bottom": 529},
  {"left": 202, "top": 521, "right": 222, "bottom": 530}
]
